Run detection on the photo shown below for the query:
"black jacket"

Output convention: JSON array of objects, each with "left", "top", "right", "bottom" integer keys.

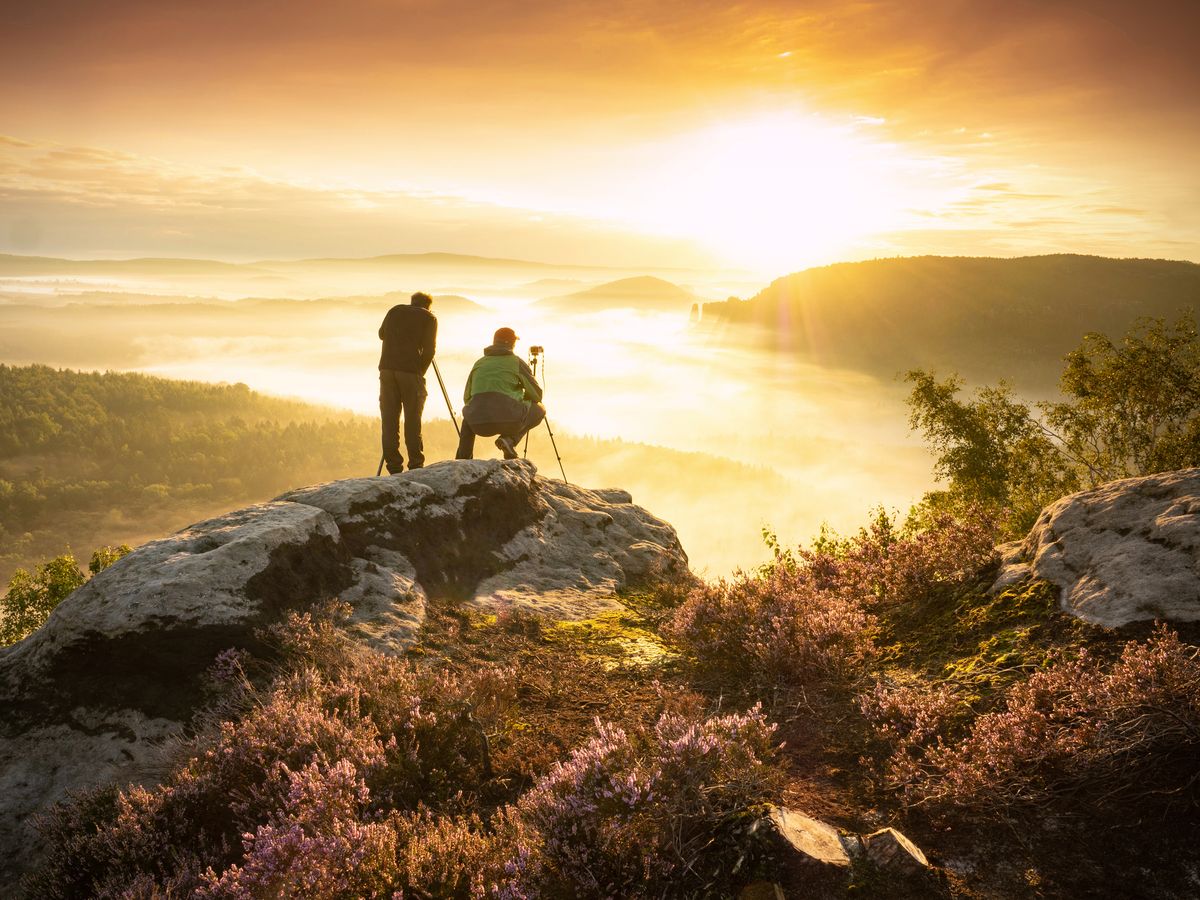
[{"left": 378, "top": 305, "right": 437, "bottom": 373}]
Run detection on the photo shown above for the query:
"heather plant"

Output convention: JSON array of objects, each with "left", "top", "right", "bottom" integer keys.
[
  {"left": 31, "top": 598, "right": 789, "bottom": 898},
  {"left": 512, "top": 705, "right": 780, "bottom": 897},
  {"left": 857, "top": 679, "right": 969, "bottom": 790},
  {"left": 859, "top": 680, "right": 965, "bottom": 755},
  {"left": 794, "top": 506, "right": 999, "bottom": 608},
  {"left": 665, "top": 566, "right": 877, "bottom": 687},
  {"left": 668, "top": 509, "right": 996, "bottom": 689},
  {"left": 30, "top": 608, "right": 517, "bottom": 896},
  {"left": 893, "top": 627, "right": 1200, "bottom": 819}
]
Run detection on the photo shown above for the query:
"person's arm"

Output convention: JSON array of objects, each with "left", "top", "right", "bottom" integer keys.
[
  {"left": 419, "top": 316, "right": 438, "bottom": 373},
  {"left": 516, "top": 358, "right": 544, "bottom": 402},
  {"left": 378, "top": 308, "right": 392, "bottom": 341},
  {"left": 463, "top": 360, "right": 478, "bottom": 404}
]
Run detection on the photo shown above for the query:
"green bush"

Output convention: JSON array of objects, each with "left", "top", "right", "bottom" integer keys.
[
  {"left": 906, "top": 313, "right": 1200, "bottom": 534},
  {"left": 0, "top": 544, "right": 130, "bottom": 645}
]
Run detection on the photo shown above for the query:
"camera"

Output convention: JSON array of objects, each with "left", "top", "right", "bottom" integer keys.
[{"left": 529, "top": 345, "right": 544, "bottom": 356}]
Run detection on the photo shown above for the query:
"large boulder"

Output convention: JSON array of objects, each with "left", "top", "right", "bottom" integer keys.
[
  {"left": 0, "top": 459, "right": 687, "bottom": 885},
  {"left": 991, "top": 468, "right": 1200, "bottom": 627}
]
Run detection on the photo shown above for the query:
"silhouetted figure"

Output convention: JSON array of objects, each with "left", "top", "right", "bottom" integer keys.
[
  {"left": 379, "top": 292, "right": 437, "bottom": 473},
  {"left": 456, "top": 327, "right": 545, "bottom": 460}
]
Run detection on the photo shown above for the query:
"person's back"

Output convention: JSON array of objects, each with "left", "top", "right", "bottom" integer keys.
[
  {"left": 378, "top": 292, "right": 438, "bottom": 474},
  {"left": 379, "top": 302, "right": 437, "bottom": 373},
  {"left": 456, "top": 327, "right": 545, "bottom": 460}
]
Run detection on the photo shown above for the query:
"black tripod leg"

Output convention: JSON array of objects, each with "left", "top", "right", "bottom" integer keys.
[{"left": 543, "top": 416, "right": 568, "bottom": 484}]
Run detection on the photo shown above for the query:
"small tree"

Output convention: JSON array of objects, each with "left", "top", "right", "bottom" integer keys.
[
  {"left": 906, "top": 314, "right": 1200, "bottom": 535},
  {"left": 0, "top": 544, "right": 131, "bottom": 646},
  {"left": 1, "top": 553, "right": 85, "bottom": 646},
  {"left": 904, "top": 372, "right": 1075, "bottom": 533},
  {"left": 90, "top": 543, "right": 133, "bottom": 575},
  {"left": 1045, "top": 314, "right": 1200, "bottom": 483}
]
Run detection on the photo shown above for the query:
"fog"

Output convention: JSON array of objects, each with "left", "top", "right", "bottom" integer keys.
[{"left": 0, "top": 257, "right": 935, "bottom": 575}]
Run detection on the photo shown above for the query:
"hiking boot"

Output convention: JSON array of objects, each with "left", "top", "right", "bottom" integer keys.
[{"left": 495, "top": 436, "right": 519, "bottom": 460}]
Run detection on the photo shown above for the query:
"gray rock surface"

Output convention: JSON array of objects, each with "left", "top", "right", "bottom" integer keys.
[
  {"left": 989, "top": 468, "right": 1200, "bottom": 627},
  {"left": 0, "top": 459, "right": 686, "bottom": 885}
]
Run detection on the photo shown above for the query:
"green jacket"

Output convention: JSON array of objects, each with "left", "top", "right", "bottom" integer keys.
[{"left": 463, "top": 345, "right": 543, "bottom": 407}]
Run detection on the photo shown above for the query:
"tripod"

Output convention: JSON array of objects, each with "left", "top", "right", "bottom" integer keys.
[
  {"left": 376, "top": 359, "right": 460, "bottom": 476},
  {"left": 524, "top": 347, "right": 569, "bottom": 484}
]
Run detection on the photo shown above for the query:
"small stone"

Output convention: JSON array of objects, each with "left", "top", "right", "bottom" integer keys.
[
  {"left": 861, "top": 827, "right": 930, "bottom": 874},
  {"left": 764, "top": 807, "right": 854, "bottom": 869}
]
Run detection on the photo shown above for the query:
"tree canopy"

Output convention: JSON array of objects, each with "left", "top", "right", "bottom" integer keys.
[{"left": 906, "top": 314, "right": 1200, "bottom": 534}]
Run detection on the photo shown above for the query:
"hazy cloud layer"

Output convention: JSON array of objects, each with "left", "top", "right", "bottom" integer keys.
[{"left": 0, "top": 137, "right": 712, "bottom": 263}]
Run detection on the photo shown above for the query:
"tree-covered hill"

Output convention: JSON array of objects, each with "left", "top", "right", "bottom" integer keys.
[
  {"left": 0, "top": 365, "right": 384, "bottom": 579},
  {"left": 699, "top": 254, "right": 1200, "bottom": 390}
]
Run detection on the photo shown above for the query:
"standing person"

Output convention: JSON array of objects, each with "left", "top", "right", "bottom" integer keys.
[
  {"left": 456, "top": 327, "right": 545, "bottom": 460},
  {"left": 378, "top": 291, "right": 437, "bottom": 473}
]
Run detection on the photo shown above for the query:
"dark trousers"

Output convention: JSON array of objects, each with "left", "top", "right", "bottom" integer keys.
[
  {"left": 380, "top": 370, "right": 427, "bottom": 473},
  {"left": 456, "top": 402, "right": 546, "bottom": 459}
]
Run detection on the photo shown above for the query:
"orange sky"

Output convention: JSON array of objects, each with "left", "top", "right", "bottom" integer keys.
[{"left": 2, "top": 0, "right": 1198, "bottom": 273}]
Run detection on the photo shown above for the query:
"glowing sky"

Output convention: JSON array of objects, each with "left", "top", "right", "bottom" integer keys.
[{"left": 2, "top": 0, "right": 1198, "bottom": 273}]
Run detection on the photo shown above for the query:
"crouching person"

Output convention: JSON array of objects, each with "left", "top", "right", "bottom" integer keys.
[{"left": 456, "top": 327, "right": 545, "bottom": 460}]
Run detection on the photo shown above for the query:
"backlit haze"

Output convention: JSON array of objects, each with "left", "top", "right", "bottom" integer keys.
[{"left": 2, "top": 0, "right": 1198, "bottom": 573}]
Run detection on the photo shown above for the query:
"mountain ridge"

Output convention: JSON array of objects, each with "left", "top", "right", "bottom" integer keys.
[{"left": 699, "top": 253, "right": 1200, "bottom": 389}]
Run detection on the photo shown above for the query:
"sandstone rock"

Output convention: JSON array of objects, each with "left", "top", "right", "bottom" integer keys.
[
  {"left": 862, "top": 827, "right": 930, "bottom": 874},
  {"left": 989, "top": 468, "right": 1200, "bottom": 626},
  {"left": 0, "top": 459, "right": 686, "bottom": 885},
  {"left": 988, "top": 539, "right": 1032, "bottom": 594},
  {"left": 760, "top": 806, "right": 855, "bottom": 869}
]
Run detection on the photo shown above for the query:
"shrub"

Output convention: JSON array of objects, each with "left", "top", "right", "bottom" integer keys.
[
  {"left": 512, "top": 705, "right": 779, "bottom": 897},
  {"left": 667, "top": 510, "right": 996, "bottom": 689},
  {"left": 1, "top": 544, "right": 131, "bottom": 646},
  {"left": 0, "top": 552, "right": 85, "bottom": 645},
  {"left": 32, "top": 598, "right": 785, "bottom": 898},
  {"left": 906, "top": 313, "right": 1200, "bottom": 533},
  {"left": 30, "top": 607, "right": 517, "bottom": 896},
  {"left": 894, "top": 626, "right": 1200, "bottom": 819},
  {"left": 666, "top": 567, "right": 877, "bottom": 687}
]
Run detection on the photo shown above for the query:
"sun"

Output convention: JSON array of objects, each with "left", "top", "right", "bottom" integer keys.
[{"left": 622, "top": 112, "right": 961, "bottom": 274}]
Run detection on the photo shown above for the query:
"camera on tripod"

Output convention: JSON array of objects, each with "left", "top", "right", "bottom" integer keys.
[{"left": 528, "top": 345, "right": 544, "bottom": 358}]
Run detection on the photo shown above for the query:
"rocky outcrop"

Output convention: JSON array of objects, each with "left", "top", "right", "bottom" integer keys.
[
  {"left": 990, "top": 468, "right": 1200, "bottom": 627},
  {"left": 0, "top": 459, "right": 687, "bottom": 885}
]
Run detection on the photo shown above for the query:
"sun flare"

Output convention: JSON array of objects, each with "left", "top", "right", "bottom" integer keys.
[{"left": 613, "top": 112, "right": 964, "bottom": 274}]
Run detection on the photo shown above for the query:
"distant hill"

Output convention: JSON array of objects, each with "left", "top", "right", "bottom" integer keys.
[
  {"left": 698, "top": 255, "right": 1200, "bottom": 390},
  {"left": 538, "top": 276, "right": 699, "bottom": 313},
  {"left": 0, "top": 254, "right": 253, "bottom": 278}
]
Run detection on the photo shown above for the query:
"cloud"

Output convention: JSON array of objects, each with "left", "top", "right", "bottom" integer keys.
[{"left": 0, "top": 136, "right": 711, "bottom": 264}]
